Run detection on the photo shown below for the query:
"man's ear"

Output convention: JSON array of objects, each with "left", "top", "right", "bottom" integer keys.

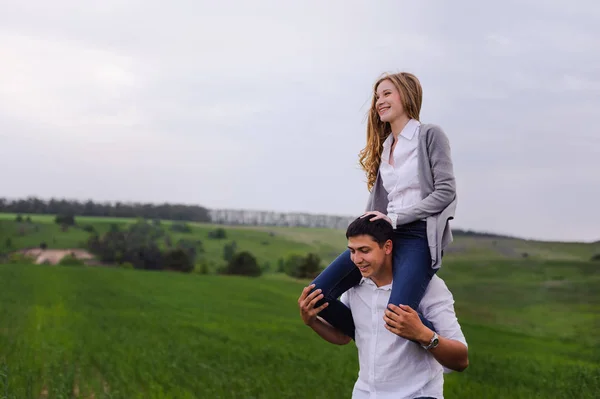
[{"left": 384, "top": 239, "right": 393, "bottom": 255}]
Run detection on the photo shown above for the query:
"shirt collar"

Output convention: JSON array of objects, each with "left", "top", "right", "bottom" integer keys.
[
  {"left": 359, "top": 277, "right": 393, "bottom": 291},
  {"left": 382, "top": 118, "right": 420, "bottom": 148}
]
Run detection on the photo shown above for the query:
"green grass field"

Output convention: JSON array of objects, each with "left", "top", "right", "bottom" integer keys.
[
  {"left": 0, "top": 213, "right": 599, "bottom": 398},
  {"left": 0, "top": 259, "right": 598, "bottom": 398}
]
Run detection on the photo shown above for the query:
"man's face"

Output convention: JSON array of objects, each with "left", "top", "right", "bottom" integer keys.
[{"left": 347, "top": 234, "right": 392, "bottom": 279}]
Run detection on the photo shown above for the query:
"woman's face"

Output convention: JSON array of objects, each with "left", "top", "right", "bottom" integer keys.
[{"left": 375, "top": 79, "right": 405, "bottom": 123}]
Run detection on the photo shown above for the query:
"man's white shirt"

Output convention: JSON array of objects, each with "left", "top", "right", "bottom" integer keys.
[{"left": 340, "top": 275, "right": 467, "bottom": 399}]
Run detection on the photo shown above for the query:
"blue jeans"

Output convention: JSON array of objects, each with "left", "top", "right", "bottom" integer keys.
[{"left": 310, "top": 220, "right": 436, "bottom": 341}]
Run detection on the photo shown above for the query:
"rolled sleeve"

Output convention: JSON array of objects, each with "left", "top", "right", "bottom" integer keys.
[{"left": 421, "top": 279, "right": 468, "bottom": 348}]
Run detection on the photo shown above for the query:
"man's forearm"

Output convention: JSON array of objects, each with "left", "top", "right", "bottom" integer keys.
[
  {"left": 308, "top": 317, "right": 351, "bottom": 345},
  {"left": 419, "top": 331, "right": 469, "bottom": 371}
]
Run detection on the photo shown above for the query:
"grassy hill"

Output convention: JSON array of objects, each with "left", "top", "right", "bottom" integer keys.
[
  {"left": 1, "top": 213, "right": 599, "bottom": 267},
  {"left": 0, "top": 214, "right": 345, "bottom": 270},
  {"left": 0, "top": 260, "right": 598, "bottom": 398},
  {"left": 0, "top": 213, "right": 599, "bottom": 397}
]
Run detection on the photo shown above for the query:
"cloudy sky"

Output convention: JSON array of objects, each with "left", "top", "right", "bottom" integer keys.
[{"left": 1, "top": 0, "right": 598, "bottom": 242}]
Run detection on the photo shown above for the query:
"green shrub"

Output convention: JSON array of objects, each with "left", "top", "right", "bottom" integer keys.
[
  {"left": 7, "top": 253, "right": 35, "bottom": 264},
  {"left": 55, "top": 214, "right": 76, "bottom": 226},
  {"left": 170, "top": 222, "right": 192, "bottom": 233},
  {"left": 199, "top": 262, "right": 210, "bottom": 275},
  {"left": 284, "top": 253, "right": 322, "bottom": 279},
  {"left": 163, "top": 249, "right": 194, "bottom": 273},
  {"left": 208, "top": 228, "right": 227, "bottom": 239},
  {"left": 223, "top": 241, "right": 237, "bottom": 262},
  {"left": 262, "top": 261, "right": 271, "bottom": 273},
  {"left": 222, "top": 251, "right": 261, "bottom": 277},
  {"left": 59, "top": 254, "right": 84, "bottom": 266},
  {"left": 82, "top": 225, "right": 96, "bottom": 233}
]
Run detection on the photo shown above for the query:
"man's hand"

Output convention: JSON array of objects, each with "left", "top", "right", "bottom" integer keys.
[
  {"left": 385, "top": 306, "right": 470, "bottom": 372},
  {"left": 361, "top": 211, "right": 392, "bottom": 226},
  {"left": 383, "top": 304, "right": 432, "bottom": 344},
  {"left": 297, "top": 285, "right": 350, "bottom": 345},
  {"left": 298, "top": 284, "right": 329, "bottom": 326}
]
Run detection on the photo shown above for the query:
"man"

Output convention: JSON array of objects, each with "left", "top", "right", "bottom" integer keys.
[{"left": 298, "top": 216, "right": 468, "bottom": 399}]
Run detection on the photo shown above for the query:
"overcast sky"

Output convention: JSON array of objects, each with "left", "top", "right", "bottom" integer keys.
[{"left": 1, "top": 0, "right": 598, "bottom": 242}]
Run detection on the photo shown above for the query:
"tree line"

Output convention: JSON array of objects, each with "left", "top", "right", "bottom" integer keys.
[
  {"left": 0, "top": 197, "right": 211, "bottom": 223},
  {"left": 0, "top": 196, "right": 515, "bottom": 238}
]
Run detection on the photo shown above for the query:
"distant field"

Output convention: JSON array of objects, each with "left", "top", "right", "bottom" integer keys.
[
  {"left": 0, "top": 260, "right": 598, "bottom": 398},
  {"left": 0, "top": 214, "right": 345, "bottom": 269},
  {"left": 1, "top": 213, "right": 598, "bottom": 267}
]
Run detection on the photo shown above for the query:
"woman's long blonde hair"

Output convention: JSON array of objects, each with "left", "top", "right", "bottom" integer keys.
[{"left": 359, "top": 72, "right": 423, "bottom": 191}]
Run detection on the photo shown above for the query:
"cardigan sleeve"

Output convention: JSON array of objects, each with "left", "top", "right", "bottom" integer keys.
[{"left": 393, "top": 125, "right": 457, "bottom": 225}]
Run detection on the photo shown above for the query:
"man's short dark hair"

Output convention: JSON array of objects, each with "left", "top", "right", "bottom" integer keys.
[{"left": 346, "top": 214, "right": 393, "bottom": 246}]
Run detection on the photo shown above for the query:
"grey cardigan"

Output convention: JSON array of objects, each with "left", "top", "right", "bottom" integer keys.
[{"left": 365, "top": 123, "right": 457, "bottom": 270}]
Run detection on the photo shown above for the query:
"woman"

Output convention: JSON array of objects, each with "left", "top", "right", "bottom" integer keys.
[{"left": 310, "top": 72, "right": 457, "bottom": 341}]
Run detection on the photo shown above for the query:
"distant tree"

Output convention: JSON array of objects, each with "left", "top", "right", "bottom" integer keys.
[
  {"left": 5, "top": 238, "right": 12, "bottom": 249},
  {"left": 285, "top": 253, "right": 322, "bottom": 279},
  {"left": 208, "top": 228, "right": 227, "bottom": 239},
  {"left": 176, "top": 238, "right": 201, "bottom": 263},
  {"left": 591, "top": 254, "right": 600, "bottom": 262},
  {"left": 0, "top": 196, "right": 211, "bottom": 223},
  {"left": 131, "top": 242, "right": 164, "bottom": 271},
  {"left": 55, "top": 214, "right": 75, "bottom": 226},
  {"left": 170, "top": 222, "right": 192, "bottom": 233},
  {"left": 223, "top": 251, "right": 261, "bottom": 277},
  {"left": 82, "top": 225, "right": 96, "bottom": 233},
  {"left": 223, "top": 241, "right": 238, "bottom": 262},
  {"left": 86, "top": 221, "right": 168, "bottom": 271},
  {"left": 25, "top": 216, "right": 32, "bottom": 223},
  {"left": 40, "top": 242, "right": 47, "bottom": 250},
  {"left": 262, "top": 261, "right": 271, "bottom": 273},
  {"left": 283, "top": 254, "right": 304, "bottom": 276},
  {"left": 15, "top": 214, "right": 23, "bottom": 222},
  {"left": 163, "top": 248, "right": 194, "bottom": 273}
]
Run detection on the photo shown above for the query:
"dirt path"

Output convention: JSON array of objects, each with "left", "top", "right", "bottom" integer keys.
[{"left": 18, "top": 248, "right": 95, "bottom": 265}]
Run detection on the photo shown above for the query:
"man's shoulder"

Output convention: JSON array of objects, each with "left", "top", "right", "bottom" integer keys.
[
  {"left": 420, "top": 275, "right": 455, "bottom": 309},
  {"left": 426, "top": 275, "right": 451, "bottom": 293}
]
